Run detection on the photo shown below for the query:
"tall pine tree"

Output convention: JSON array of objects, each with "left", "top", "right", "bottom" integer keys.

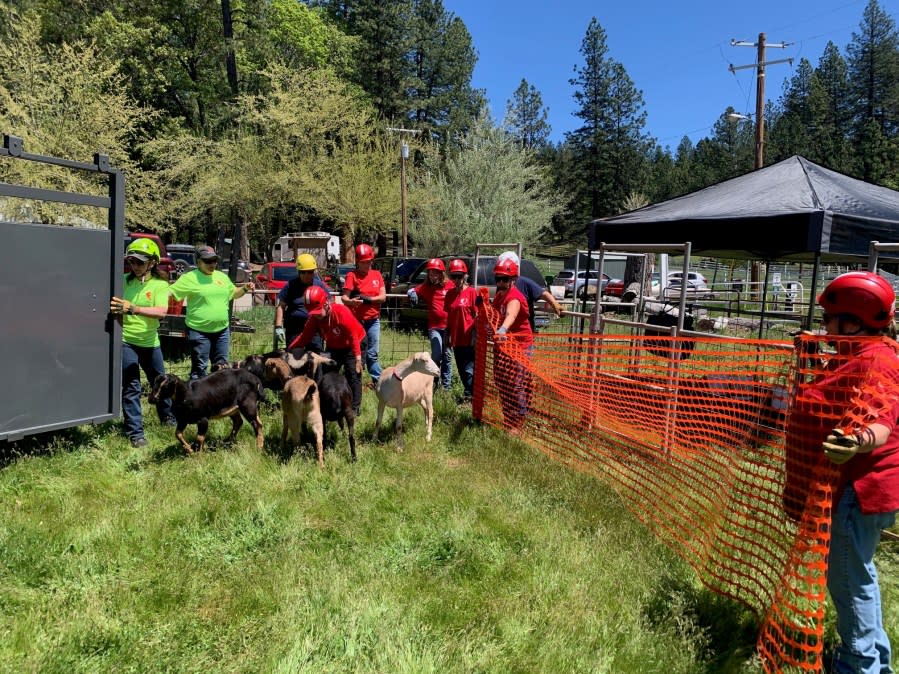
[
  {"left": 846, "top": 0, "right": 899, "bottom": 182},
  {"left": 504, "top": 78, "right": 551, "bottom": 149},
  {"left": 562, "top": 18, "right": 648, "bottom": 239},
  {"left": 406, "top": 0, "right": 481, "bottom": 141}
]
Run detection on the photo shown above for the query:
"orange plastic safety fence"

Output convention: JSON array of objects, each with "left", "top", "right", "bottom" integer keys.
[{"left": 473, "top": 300, "right": 899, "bottom": 673}]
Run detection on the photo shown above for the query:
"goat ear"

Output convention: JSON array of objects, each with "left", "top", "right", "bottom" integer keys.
[{"left": 306, "top": 382, "right": 317, "bottom": 401}]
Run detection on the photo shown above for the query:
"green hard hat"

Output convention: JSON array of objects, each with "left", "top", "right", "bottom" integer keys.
[{"left": 126, "top": 237, "right": 160, "bottom": 260}]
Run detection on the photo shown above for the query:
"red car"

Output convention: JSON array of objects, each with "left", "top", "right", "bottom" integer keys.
[
  {"left": 605, "top": 278, "right": 625, "bottom": 297},
  {"left": 254, "top": 262, "right": 298, "bottom": 305}
]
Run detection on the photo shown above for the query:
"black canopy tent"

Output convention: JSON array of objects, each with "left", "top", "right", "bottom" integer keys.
[
  {"left": 589, "top": 155, "right": 899, "bottom": 263},
  {"left": 588, "top": 156, "right": 899, "bottom": 332}
]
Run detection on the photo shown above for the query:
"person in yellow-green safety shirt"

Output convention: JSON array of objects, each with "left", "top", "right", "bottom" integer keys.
[
  {"left": 169, "top": 245, "right": 255, "bottom": 379},
  {"left": 110, "top": 238, "right": 176, "bottom": 448}
]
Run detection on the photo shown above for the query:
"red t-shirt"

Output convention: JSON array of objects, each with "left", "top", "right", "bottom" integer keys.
[
  {"left": 291, "top": 303, "right": 366, "bottom": 356},
  {"left": 788, "top": 338, "right": 899, "bottom": 514},
  {"left": 492, "top": 286, "right": 533, "bottom": 347},
  {"left": 445, "top": 285, "right": 477, "bottom": 347},
  {"left": 413, "top": 280, "right": 453, "bottom": 330},
  {"left": 344, "top": 268, "right": 384, "bottom": 322}
]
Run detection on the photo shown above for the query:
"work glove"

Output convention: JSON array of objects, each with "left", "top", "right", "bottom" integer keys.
[
  {"left": 496, "top": 326, "right": 508, "bottom": 335},
  {"left": 110, "top": 297, "right": 134, "bottom": 315},
  {"left": 355, "top": 357, "right": 363, "bottom": 375},
  {"left": 274, "top": 326, "right": 286, "bottom": 345},
  {"left": 407, "top": 289, "right": 418, "bottom": 305},
  {"left": 822, "top": 428, "right": 861, "bottom": 465}
]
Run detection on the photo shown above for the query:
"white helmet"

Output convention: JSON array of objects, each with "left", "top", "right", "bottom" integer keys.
[{"left": 498, "top": 251, "right": 520, "bottom": 266}]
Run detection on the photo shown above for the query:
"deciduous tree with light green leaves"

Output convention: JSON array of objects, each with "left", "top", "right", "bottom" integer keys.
[
  {"left": 144, "top": 66, "right": 402, "bottom": 260},
  {"left": 412, "top": 112, "right": 561, "bottom": 256},
  {"left": 0, "top": 6, "right": 158, "bottom": 227}
]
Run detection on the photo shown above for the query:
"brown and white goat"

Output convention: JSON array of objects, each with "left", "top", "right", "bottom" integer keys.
[
  {"left": 373, "top": 351, "right": 441, "bottom": 450},
  {"left": 264, "top": 358, "right": 325, "bottom": 466},
  {"left": 148, "top": 369, "right": 265, "bottom": 453},
  {"left": 286, "top": 351, "right": 357, "bottom": 462}
]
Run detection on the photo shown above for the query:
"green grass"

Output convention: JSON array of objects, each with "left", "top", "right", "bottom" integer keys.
[
  {"left": 4, "top": 312, "right": 894, "bottom": 672},
  {"left": 0, "top": 388, "right": 770, "bottom": 673}
]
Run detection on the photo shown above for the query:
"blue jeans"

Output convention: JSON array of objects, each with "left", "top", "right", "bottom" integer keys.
[
  {"left": 362, "top": 318, "right": 382, "bottom": 385},
  {"left": 429, "top": 328, "right": 453, "bottom": 390},
  {"left": 454, "top": 345, "right": 475, "bottom": 398},
  {"left": 828, "top": 484, "right": 896, "bottom": 674},
  {"left": 122, "top": 342, "right": 172, "bottom": 440},
  {"left": 188, "top": 327, "right": 231, "bottom": 380}
]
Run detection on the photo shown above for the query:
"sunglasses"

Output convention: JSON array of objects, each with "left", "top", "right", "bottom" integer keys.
[
  {"left": 299, "top": 270, "right": 315, "bottom": 275},
  {"left": 449, "top": 273, "right": 464, "bottom": 280},
  {"left": 495, "top": 276, "right": 513, "bottom": 282},
  {"left": 199, "top": 258, "right": 218, "bottom": 264},
  {"left": 126, "top": 257, "right": 148, "bottom": 266}
]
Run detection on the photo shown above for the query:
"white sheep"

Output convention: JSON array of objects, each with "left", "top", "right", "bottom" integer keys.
[{"left": 373, "top": 351, "right": 441, "bottom": 450}]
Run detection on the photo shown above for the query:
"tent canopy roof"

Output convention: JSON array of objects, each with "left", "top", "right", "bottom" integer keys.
[{"left": 590, "top": 156, "right": 899, "bottom": 262}]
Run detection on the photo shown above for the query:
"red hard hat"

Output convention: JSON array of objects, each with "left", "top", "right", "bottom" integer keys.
[
  {"left": 448, "top": 259, "right": 468, "bottom": 274},
  {"left": 818, "top": 271, "right": 896, "bottom": 329},
  {"left": 493, "top": 258, "right": 519, "bottom": 278},
  {"left": 303, "top": 285, "right": 330, "bottom": 316},
  {"left": 425, "top": 258, "right": 445, "bottom": 272},
  {"left": 355, "top": 243, "right": 374, "bottom": 262}
]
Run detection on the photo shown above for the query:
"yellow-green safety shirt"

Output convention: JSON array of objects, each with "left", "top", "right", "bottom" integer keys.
[
  {"left": 169, "top": 269, "right": 236, "bottom": 333},
  {"left": 122, "top": 275, "right": 170, "bottom": 348}
]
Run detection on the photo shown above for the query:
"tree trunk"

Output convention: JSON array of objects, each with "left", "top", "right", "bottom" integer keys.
[
  {"left": 621, "top": 254, "right": 649, "bottom": 303},
  {"left": 220, "top": 0, "right": 239, "bottom": 96},
  {"left": 239, "top": 212, "right": 250, "bottom": 262}
]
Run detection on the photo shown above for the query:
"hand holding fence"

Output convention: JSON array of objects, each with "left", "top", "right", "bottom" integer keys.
[{"left": 822, "top": 428, "right": 862, "bottom": 464}]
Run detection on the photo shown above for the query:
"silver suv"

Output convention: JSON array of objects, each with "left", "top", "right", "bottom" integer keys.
[
  {"left": 552, "top": 268, "right": 614, "bottom": 298},
  {"left": 663, "top": 271, "right": 712, "bottom": 299}
]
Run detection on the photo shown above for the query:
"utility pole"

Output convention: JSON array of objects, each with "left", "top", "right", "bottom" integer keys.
[
  {"left": 729, "top": 33, "right": 792, "bottom": 170},
  {"left": 386, "top": 127, "right": 421, "bottom": 256}
]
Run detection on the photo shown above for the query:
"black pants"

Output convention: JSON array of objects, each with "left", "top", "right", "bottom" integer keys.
[{"left": 330, "top": 348, "right": 362, "bottom": 412}]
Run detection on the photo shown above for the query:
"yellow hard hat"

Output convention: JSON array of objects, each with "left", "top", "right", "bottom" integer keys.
[{"left": 296, "top": 253, "right": 317, "bottom": 271}]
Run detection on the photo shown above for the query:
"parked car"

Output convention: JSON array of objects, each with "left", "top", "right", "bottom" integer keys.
[
  {"left": 254, "top": 262, "right": 298, "bottom": 305},
  {"left": 663, "top": 271, "right": 712, "bottom": 300},
  {"left": 219, "top": 258, "right": 251, "bottom": 284},
  {"left": 552, "top": 269, "right": 613, "bottom": 298},
  {"left": 165, "top": 243, "right": 197, "bottom": 278},
  {"left": 373, "top": 256, "right": 426, "bottom": 292},
  {"left": 605, "top": 272, "right": 662, "bottom": 298},
  {"left": 321, "top": 263, "right": 355, "bottom": 292},
  {"left": 389, "top": 255, "right": 551, "bottom": 332}
]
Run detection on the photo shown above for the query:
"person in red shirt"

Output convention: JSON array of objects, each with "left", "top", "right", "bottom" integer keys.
[
  {"left": 342, "top": 243, "right": 386, "bottom": 387},
  {"left": 289, "top": 285, "right": 367, "bottom": 415},
  {"left": 444, "top": 259, "right": 478, "bottom": 403},
  {"left": 491, "top": 258, "right": 534, "bottom": 432},
  {"left": 408, "top": 258, "right": 454, "bottom": 390},
  {"left": 787, "top": 271, "right": 899, "bottom": 673}
]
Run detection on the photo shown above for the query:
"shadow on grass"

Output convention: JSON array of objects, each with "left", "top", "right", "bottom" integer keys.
[
  {"left": 643, "top": 571, "right": 760, "bottom": 672},
  {"left": 0, "top": 421, "right": 118, "bottom": 469}
]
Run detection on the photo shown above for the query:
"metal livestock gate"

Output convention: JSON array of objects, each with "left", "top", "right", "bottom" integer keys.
[{"left": 0, "top": 135, "right": 123, "bottom": 441}]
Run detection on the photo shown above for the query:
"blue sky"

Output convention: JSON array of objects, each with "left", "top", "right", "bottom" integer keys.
[{"left": 444, "top": 0, "right": 898, "bottom": 150}]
